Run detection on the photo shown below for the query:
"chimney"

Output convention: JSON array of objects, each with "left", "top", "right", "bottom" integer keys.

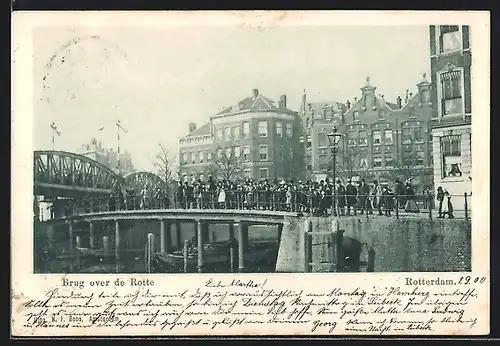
[
  {"left": 396, "top": 96, "right": 402, "bottom": 109},
  {"left": 252, "top": 89, "right": 259, "bottom": 98},
  {"left": 189, "top": 122, "right": 197, "bottom": 133},
  {"left": 279, "top": 95, "right": 287, "bottom": 109},
  {"left": 346, "top": 100, "right": 351, "bottom": 109}
]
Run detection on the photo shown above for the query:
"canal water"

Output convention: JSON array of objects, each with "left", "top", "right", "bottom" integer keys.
[{"left": 34, "top": 222, "right": 280, "bottom": 274}]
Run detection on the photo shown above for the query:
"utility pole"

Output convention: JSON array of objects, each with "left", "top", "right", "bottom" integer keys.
[
  {"left": 116, "top": 120, "right": 128, "bottom": 175},
  {"left": 50, "top": 122, "right": 61, "bottom": 150}
]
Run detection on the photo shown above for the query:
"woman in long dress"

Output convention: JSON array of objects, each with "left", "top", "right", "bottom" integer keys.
[{"left": 218, "top": 186, "right": 226, "bottom": 209}]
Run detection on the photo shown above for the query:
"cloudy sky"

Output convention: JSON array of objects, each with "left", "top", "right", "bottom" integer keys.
[{"left": 33, "top": 22, "right": 431, "bottom": 171}]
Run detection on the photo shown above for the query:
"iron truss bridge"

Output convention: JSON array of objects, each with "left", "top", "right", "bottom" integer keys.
[{"left": 34, "top": 150, "right": 121, "bottom": 199}]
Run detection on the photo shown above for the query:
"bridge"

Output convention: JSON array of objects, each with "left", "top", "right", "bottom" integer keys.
[{"left": 33, "top": 150, "right": 168, "bottom": 200}]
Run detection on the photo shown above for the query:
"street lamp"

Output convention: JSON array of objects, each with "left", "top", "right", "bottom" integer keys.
[{"left": 327, "top": 126, "right": 342, "bottom": 217}]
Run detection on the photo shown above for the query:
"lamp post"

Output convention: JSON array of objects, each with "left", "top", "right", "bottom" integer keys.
[{"left": 327, "top": 126, "right": 342, "bottom": 217}]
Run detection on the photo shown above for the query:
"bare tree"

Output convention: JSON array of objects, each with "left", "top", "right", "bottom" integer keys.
[
  {"left": 154, "top": 143, "right": 177, "bottom": 185},
  {"left": 276, "top": 143, "right": 301, "bottom": 181},
  {"left": 210, "top": 140, "right": 242, "bottom": 181},
  {"left": 390, "top": 149, "right": 424, "bottom": 184},
  {"left": 330, "top": 146, "right": 368, "bottom": 183}
]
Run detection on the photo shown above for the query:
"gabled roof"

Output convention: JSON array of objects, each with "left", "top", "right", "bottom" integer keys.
[
  {"left": 185, "top": 122, "right": 211, "bottom": 138},
  {"left": 216, "top": 93, "right": 294, "bottom": 115},
  {"left": 305, "top": 101, "right": 346, "bottom": 115}
]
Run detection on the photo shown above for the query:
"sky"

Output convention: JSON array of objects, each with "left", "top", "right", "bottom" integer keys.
[{"left": 33, "top": 24, "right": 431, "bottom": 172}]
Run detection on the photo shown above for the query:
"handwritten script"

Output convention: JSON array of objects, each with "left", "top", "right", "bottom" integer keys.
[{"left": 14, "top": 276, "right": 484, "bottom": 335}]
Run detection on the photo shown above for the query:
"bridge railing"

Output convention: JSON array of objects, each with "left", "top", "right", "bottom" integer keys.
[{"left": 58, "top": 190, "right": 471, "bottom": 221}]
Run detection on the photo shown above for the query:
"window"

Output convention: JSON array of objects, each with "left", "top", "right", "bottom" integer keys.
[
  {"left": 216, "top": 127, "right": 223, "bottom": 141},
  {"left": 384, "top": 154, "right": 393, "bottom": 167},
  {"left": 243, "top": 169, "right": 251, "bottom": 179},
  {"left": 286, "top": 123, "right": 293, "bottom": 137},
  {"left": 224, "top": 126, "right": 231, "bottom": 141},
  {"left": 307, "top": 135, "right": 312, "bottom": 149},
  {"left": 359, "top": 130, "right": 368, "bottom": 146},
  {"left": 384, "top": 129, "right": 393, "bottom": 145},
  {"left": 216, "top": 148, "right": 222, "bottom": 159},
  {"left": 207, "top": 152, "right": 213, "bottom": 162},
  {"left": 441, "top": 135, "right": 462, "bottom": 177},
  {"left": 373, "top": 156, "right": 382, "bottom": 168},
  {"left": 234, "top": 146, "right": 240, "bottom": 158},
  {"left": 190, "top": 152, "right": 195, "bottom": 164},
  {"left": 258, "top": 121, "right": 268, "bottom": 137},
  {"left": 439, "top": 25, "right": 461, "bottom": 53},
  {"left": 440, "top": 70, "right": 463, "bottom": 115},
  {"left": 414, "top": 126, "right": 423, "bottom": 142},
  {"left": 318, "top": 132, "right": 328, "bottom": 148},
  {"left": 182, "top": 153, "right": 188, "bottom": 165},
  {"left": 353, "top": 111, "right": 360, "bottom": 122},
  {"left": 243, "top": 146, "right": 250, "bottom": 162},
  {"left": 306, "top": 118, "right": 310, "bottom": 128},
  {"left": 347, "top": 132, "right": 357, "bottom": 147},
  {"left": 416, "top": 151, "right": 425, "bottom": 166},
  {"left": 198, "top": 151, "right": 203, "bottom": 163},
  {"left": 276, "top": 122, "right": 283, "bottom": 137},
  {"left": 232, "top": 125, "right": 240, "bottom": 139},
  {"left": 225, "top": 147, "right": 231, "bottom": 159},
  {"left": 259, "top": 168, "right": 268, "bottom": 180},
  {"left": 242, "top": 122, "right": 250, "bottom": 139},
  {"left": 259, "top": 145, "right": 268, "bottom": 161},
  {"left": 359, "top": 156, "right": 368, "bottom": 169},
  {"left": 402, "top": 127, "right": 412, "bottom": 144},
  {"left": 372, "top": 130, "right": 382, "bottom": 146}
]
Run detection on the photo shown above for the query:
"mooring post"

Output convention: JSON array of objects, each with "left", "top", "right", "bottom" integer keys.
[
  {"left": 146, "top": 233, "right": 155, "bottom": 273},
  {"left": 89, "top": 222, "right": 95, "bottom": 250},
  {"left": 75, "top": 236, "right": 81, "bottom": 271},
  {"left": 103, "top": 235, "right": 110, "bottom": 265},
  {"left": 395, "top": 194, "right": 399, "bottom": 219},
  {"left": 305, "top": 232, "right": 312, "bottom": 273},
  {"left": 368, "top": 247, "right": 375, "bottom": 272},
  {"left": 197, "top": 220, "right": 204, "bottom": 273},
  {"left": 328, "top": 232, "right": 335, "bottom": 272},
  {"left": 428, "top": 193, "right": 433, "bottom": 220},
  {"left": 335, "top": 229, "right": 345, "bottom": 272},
  {"left": 183, "top": 239, "right": 189, "bottom": 273}
]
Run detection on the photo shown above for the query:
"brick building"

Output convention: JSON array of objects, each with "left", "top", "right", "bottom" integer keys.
[
  {"left": 178, "top": 89, "right": 303, "bottom": 182},
  {"left": 77, "top": 138, "right": 135, "bottom": 175},
  {"left": 299, "top": 77, "right": 434, "bottom": 191},
  {"left": 428, "top": 25, "right": 472, "bottom": 204}
]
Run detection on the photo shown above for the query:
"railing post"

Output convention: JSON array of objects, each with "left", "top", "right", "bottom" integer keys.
[
  {"left": 464, "top": 192, "right": 469, "bottom": 221},
  {"left": 229, "top": 236, "right": 236, "bottom": 273},
  {"left": 197, "top": 220, "right": 204, "bottom": 273},
  {"left": 328, "top": 232, "right": 335, "bottom": 272},
  {"left": 115, "top": 220, "right": 121, "bottom": 273}
]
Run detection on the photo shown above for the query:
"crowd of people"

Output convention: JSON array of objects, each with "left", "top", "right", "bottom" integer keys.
[{"left": 171, "top": 176, "right": 433, "bottom": 217}]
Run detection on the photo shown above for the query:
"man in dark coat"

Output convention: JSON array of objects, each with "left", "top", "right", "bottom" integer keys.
[
  {"left": 336, "top": 179, "right": 346, "bottom": 216},
  {"left": 345, "top": 179, "right": 357, "bottom": 216}
]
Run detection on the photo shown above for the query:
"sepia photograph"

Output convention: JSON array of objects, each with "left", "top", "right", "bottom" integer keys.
[{"left": 32, "top": 21, "right": 474, "bottom": 275}]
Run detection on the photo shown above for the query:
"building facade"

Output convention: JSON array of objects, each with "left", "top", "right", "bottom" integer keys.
[
  {"left": 300, "top": 77, "right": 434, "bottom": 191},
  {"left": 178, "top": 89, "right": 304, "bottom": 182},
  {"left": 77, "top": 138, "right": 136, "bottom": 175},
  {"left": 429, "top": 25, "right": 472, "bottom": 205}
]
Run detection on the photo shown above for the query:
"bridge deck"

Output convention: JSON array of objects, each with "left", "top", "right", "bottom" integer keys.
[{"left": 44, "top": 208, "right": 302, "bottom": 225}]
